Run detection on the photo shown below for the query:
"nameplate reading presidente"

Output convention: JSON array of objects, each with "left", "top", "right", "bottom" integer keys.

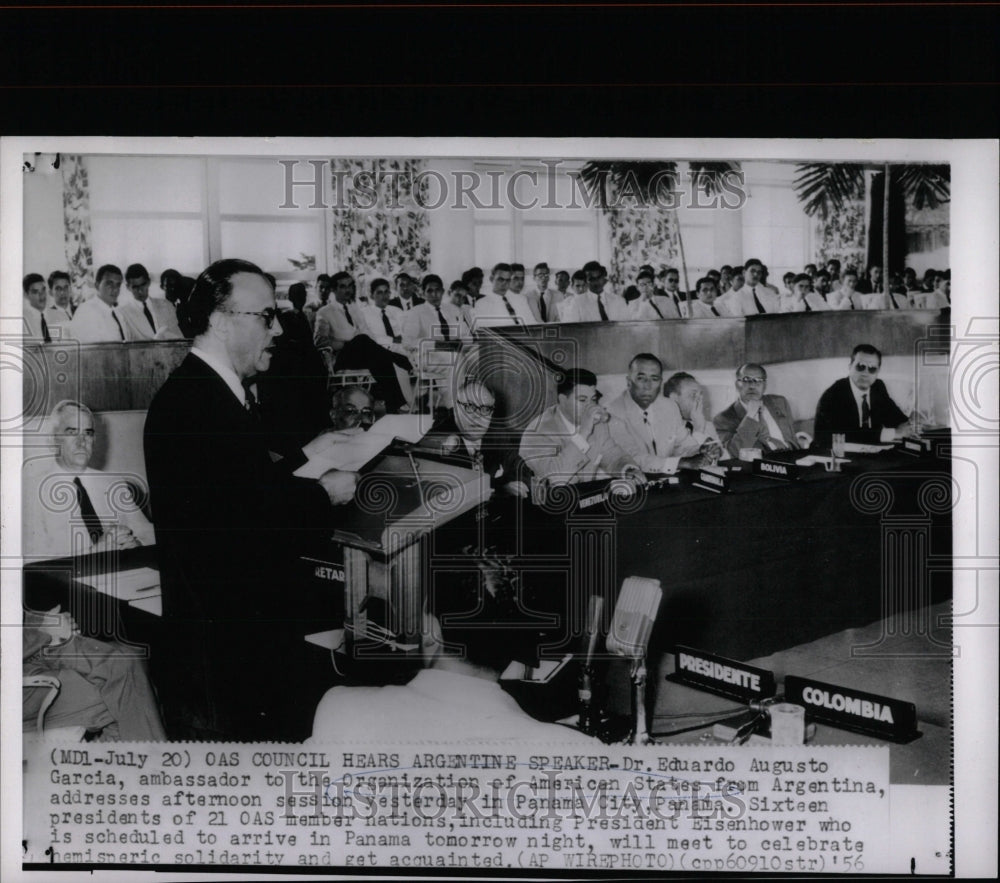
[
  {"left": 752, "top": 457, "right": 803, "bottom": 481},
  {"left": 783, "top": 675, "right": 921, "bottom": 743},
  {"left": 668, "top": 646, "right": 777, "bottom": 702}
]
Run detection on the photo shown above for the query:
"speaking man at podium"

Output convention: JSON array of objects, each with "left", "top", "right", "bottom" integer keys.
[{"left": 144, "top": 258, "right": 358, "bottom": 741}]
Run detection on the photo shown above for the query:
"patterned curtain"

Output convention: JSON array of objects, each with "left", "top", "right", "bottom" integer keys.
[
  {"left": 813, "top": 200, "right": 867, "bottom": 274},
  {"left": 328, "top": 158, "right": 432, "bottom": 290},
  {"left": 61, "top": 155, "right": 94, "bottom": 300},
  {"left": 605, "top": 204, "right": 681, "bottom": 292}
]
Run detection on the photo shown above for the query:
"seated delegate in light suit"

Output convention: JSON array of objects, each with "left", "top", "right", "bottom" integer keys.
[
  {"left": 22, "top": 399, "right": 155, "bottom": 559},
  {"left": 713, "top": 362, "right": 801, "bottom": 458},
  {"left": 519, "top": 368, "right": 645, "bottom": 487},
  {"left": 310, "top": 555, "right": 598, "bottom": 743},
  {"left": 606, "top": 353, "right": 722, "bottom": 472},
  {"left": 813, "top": 343, "right": 910, "bottom": 447}
]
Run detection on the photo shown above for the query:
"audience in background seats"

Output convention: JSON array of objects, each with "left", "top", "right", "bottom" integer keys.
[
  {"left": 630, "top": 269, "right": 681, "bottom": 319},
  {"left": 69, "top": 264, "right": 135, "bottom": 343},
  {"left": 857, "top": 264, "right": 884, "bottom": 295},
  {"left": 22, "top": 273, "right": 50, "bottom": 341},
  {"left": 913, "top": 270, "right": 950, "bottom": 309},
  {"left": 461, "top": 266, "right": 485, "bottom": 301},
  {"left": 45, "top": 271, "right": 75, "bottom": 332},
  {"left": 553, "top": 269, "right": 570, "bottom": 298},
  {"left": 472, "top": 263, "right": 537, "bottom": 327},
  {"left": 523, "top": 262, "right": 563, "bottom": 323},
  {"left": 390, "top": 272, "right": 424, "bottom": 311},
  {"left": 120, "top": 263, "right": 183, "bottom": 340}
]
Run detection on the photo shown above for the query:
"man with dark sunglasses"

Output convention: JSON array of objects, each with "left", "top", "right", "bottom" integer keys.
[{"left": 813, "top": 343, "right": 909, "bottom": 447}]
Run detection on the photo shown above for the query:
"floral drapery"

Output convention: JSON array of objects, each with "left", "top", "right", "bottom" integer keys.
[
  {"left": 605, "top": 204, "right": 681, "bottom": 293},
  {"left": 328, "top": 158, "right": 432, "bottom": 289},
  {"left": 813, "top": 200, "right": 867, "bottom": 274},
  {"left": 61, "top": 155, "right": 94, "bottom": 299}
]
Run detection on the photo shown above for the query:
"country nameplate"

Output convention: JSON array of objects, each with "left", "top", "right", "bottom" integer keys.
[
  {"left": 668, "top": 645, "right": 778, "bottom": 703},
  {"left": 752, "top": 457, "right": 803, "bottom": 481},
  {"left": 692, "top": 466, "right": 728, "bottom": 494},
  {"left": 897, "top": 436, "right": 932, "bottom": 456},
  {"left": 783, "top": 675, "right": 921, "bottom": 743}
]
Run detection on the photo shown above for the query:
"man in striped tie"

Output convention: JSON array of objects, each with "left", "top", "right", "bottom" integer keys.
[
  {"left": 68, "top": 264, "right": 135, "bottom": 343},
  {"left": 119, "top": 263, "right": 183, "bottom": 340}
]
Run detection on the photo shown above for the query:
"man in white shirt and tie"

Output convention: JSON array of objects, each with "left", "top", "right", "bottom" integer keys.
[
  {"left": 687, "top": 276, "right": 730, "bottom": 317},
  {"left": 629, "top": 269, "right": 681, "bottom": 320},
  {"left": 119, "top": 263, "right": 183, "bottom": 340},
  {"left": 22, "top": 273, "right": 51, "bottom": 341},
  {"left": 779, "top": 273, "right": 830, "bottom": 312},
  {"left": 472, "top": 263, "right": 537, "bottom": 328},
  {"left": 606, "top": 355, "right": 722, "bottom": 472},
  {"left": 557, "top": 263, "right": 629, "bottom": 323},
  {"left": 44, "top": 271, "right": 75, "bottom": 335},
  {"left": 716, "top": 259, "right": 779, "bottom": 316},
  {"left": 389, "top": 272, "right": 424, "bottom": 311},
  {"left": 360, "top": 277, "right": 407, "bottom": 354},
  {"left": 69, "top": 264, "right": 134, "bottom": 343},
  {"left": 523, "top": 262, "right": 563, "bottom": 323},
  {"left": 658, "top": 267, "right": 688, "bottom": 317}
]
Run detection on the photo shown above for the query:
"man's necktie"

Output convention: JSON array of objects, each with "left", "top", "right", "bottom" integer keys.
[
  {"left": 861, "top": 394, "right": 871, "bottom": 429},
  {"left": 597, "top": 296, "right": 610, "bottom": 322},
  {"left": 643, "top": 410, "right": 658, "bottom": 454},
  {"left": 343, "top": 304, "right": 354, "bottom": 327},
  {"left": 500, "top": 295, "right": 517, "bottom": 319},
  {"left": 143, "top": 302, "right": 156, "bottom": 332},
  {"left": 436, "top": 308, "right": 451, "bottom": 341},
  {"left": 849, "top": 296, "right": 856, "bottom": 310},
  {"left": 684, "top": 420, "right": 694, "bottom": 434},
  {"left": 889, "top": 293, "right": 899, "bottom": 309},
  {"left": 752, "top": 287, "right": 766, "bottom": 313},
  {"left": 111, "top": 310, "right": 125, "bottom": 340},
  {"left": 244, "top": 385, "right": 261, "bottom": 421},
  {"left": 804, "top": 300, "right": 813, "bottom": 312},
  {"left": 650, "top": 299, "right": 664, "bottom": 319},
  {"left": 710, "top": 306, "right": 720, "bottom": 317},
  {"left": 40, "top": 313, "right": 52, "bottom": 343},
  {"left": 73, "top": 477, "right": 103, "bottom": 544},
  {"left": 380, "top": 309, "right": 394, "bottom": 337}
]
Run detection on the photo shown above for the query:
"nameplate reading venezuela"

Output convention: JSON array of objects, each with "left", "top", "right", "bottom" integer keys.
[
  {"left": 668, "top": 646, "right": 777, "bottom": 703},
  {"left": 783, "top": 675, "right": 921, "bottom": 743},
  {"left": 752, "top": 457, "right": 804, "bottom": 481}
]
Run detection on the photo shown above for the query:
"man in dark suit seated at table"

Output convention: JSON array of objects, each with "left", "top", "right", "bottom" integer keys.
[
  {"left": 420, "top": 379, "right": 529, "bottom": 498},
  {"left": 144, "top": 258, "right": 359, "bottom": 741},
  {"left": 519, "top": 368, "right": 645, "bottom": 488},
  {"left": 813, "top": 343, "right": 910, "bottom": 447},
  {"left": 713, "top": 362, "right": 801, "bottom": 458}
]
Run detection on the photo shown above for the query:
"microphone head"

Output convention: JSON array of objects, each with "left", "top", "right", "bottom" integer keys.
[{"left": 606, "top": 577, "right": 662, "bottom": 659}]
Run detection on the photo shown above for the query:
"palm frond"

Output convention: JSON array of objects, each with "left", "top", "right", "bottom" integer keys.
[
  {"left": 893, "top": 164, "right": 950, "bottom": 210},
  {"left": 580, "top": 161, "right": 681, "bottom": 207},
  {"left": 689, "top": 161, "right": 743, "bottom": 196},
  {"left": 793, "top": 163, "right": 866, "bottom": 219}
]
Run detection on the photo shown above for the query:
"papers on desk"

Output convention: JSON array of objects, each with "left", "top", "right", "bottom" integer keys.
[
  {"left": 796, "top": 454, "right": 850, "bottom": 468},
  {"left": 75, "top": 566, "right": 160, "bottom": 601},
  {"left": 294, "top": 415, "right": 428, "bottom": 477},
  {"left": 843, "top": 442, "right": 896, "bottom": 454}
]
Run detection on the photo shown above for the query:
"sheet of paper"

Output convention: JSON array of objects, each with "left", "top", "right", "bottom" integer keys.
[
  {"left": 294, "top": 415, "right": 430, "bottom": 477},
  {"left": 843, "top": 442, "right": 896, "bottom": 453},
  {"left": 128, "top": 595, "right": 162, "bottom": 617},
  {"left": 75, "top": 566, "right": 161, "bottom": 601}
]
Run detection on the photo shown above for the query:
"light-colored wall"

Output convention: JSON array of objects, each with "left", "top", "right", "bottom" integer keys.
[{"left": 23, "top": 170, "right": 64, "bottom": 278}]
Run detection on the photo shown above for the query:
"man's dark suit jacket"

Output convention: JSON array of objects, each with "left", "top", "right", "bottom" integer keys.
[
  {"left": 813, "top": 377, "right": 908, "bottom": 446},
  {"left": 388, "top": 294, "right": 425, "bottom": 311},
  {"left": 420, "top": 413, "right": 527, "bottom": 490},
  {"left": 144, "top": 353, "right": 336, "bottom": 740},
  {"left": 713, "top": 394, "right": 800, "bottom": 459}
]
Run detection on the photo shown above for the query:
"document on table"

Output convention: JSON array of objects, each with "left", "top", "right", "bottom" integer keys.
[{"left": 75, "top": 566, "right": 161, "bottom": 601}]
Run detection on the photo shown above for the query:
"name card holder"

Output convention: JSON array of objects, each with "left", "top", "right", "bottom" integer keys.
[
  {"left": 783, "top": 675, "right": 921, "bottom": 743},
  {"left": 897, "top": 436, "right": 932, "bottom": 456},
  {"left": 692, "top": 466, "right": 728, "bottom": 494},
  {"left": 668, "top": 645, "right": 777, "bottom": 703},
  {"left": 753, "top": 457, "right": 804, "bottom": 481}
]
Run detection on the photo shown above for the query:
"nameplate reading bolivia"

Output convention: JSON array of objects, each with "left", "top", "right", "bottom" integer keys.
[
  {"left": 752, "top": 458, "right": 803, "bottom": 481},
  {"left": 668, "top": 646, "right": 777, "bottom": 702},
  {"left": 783, "top": 675, "right": 921, "bottom": 743}
]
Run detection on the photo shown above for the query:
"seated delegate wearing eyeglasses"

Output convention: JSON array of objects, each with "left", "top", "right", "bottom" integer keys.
[
  {"left": 519, "top": 368, "right": 645, "bottom": 487},
  {"left": 713, "top": 363, "right": 801, "bottom": 459},
  {"left": 329, "top": 385, "right": 375, "bottom": 433},
  {"left": 813, "top": 343, "right": 909, "bottom": 447},
  {"left": 421, "top": 380, "right": 529, "bottom": 498}
]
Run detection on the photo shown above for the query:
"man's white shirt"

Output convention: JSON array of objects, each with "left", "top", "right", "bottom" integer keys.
[
  {"left": 555, "top": 291, "right": 629, "bottom": 323},
  {"left": 68, "top": 296, "right": 133, "bottom": 343},
  {"left": 472, "top": 292, "right": 537, "bottom": 327},
  {"left": 629, "top": 294, "right": 682, "bottom": 320},
  {"left": 118, "top": 296, "right": 182, "bottom": 340}
]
